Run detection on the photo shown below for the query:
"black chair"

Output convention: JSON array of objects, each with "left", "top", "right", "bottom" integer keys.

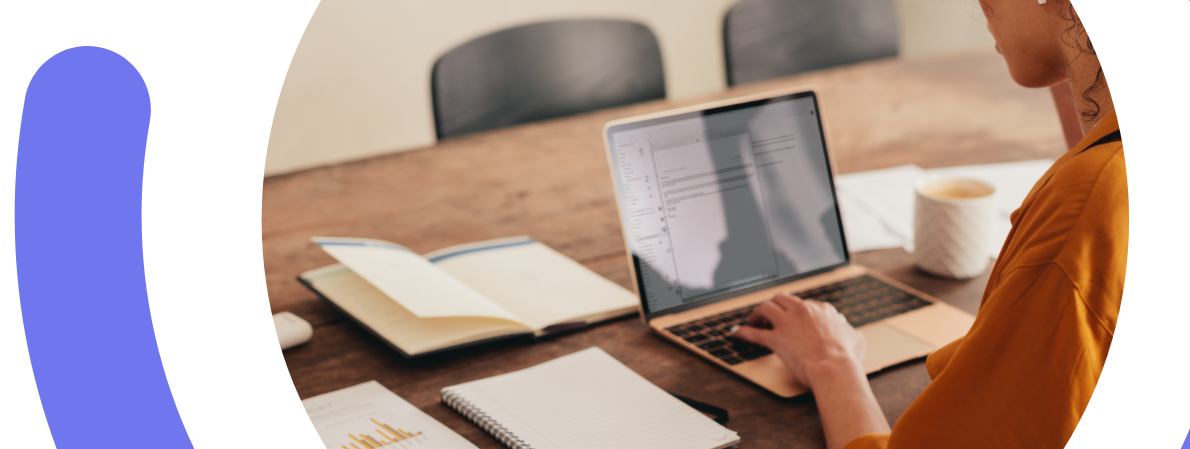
[
  {"left": 724, "top": 0, "right": 899, "bottom": 86},
  {"left": 432, "top": 19, "right": 666, "bottom": 139}
]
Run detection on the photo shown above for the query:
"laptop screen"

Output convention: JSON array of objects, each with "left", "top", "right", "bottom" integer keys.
[{"left": 605, "top": 91, "right": 849, "bottom": 317}]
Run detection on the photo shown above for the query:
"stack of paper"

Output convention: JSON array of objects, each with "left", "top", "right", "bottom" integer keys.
[{"left": 835, "top": 159, "right": 1054, "bottom": 257}]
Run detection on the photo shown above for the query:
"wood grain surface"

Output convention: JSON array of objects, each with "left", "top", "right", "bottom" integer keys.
[{"left": 263, "top": 48, "right": 1067, "bottom": 448}]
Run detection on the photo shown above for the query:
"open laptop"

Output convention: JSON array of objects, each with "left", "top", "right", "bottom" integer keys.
[{"left": 602, "top": 87, "right": 976, "bottom": 397}]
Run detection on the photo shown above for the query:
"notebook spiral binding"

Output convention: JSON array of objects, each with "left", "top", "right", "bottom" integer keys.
[{"left": 441, "top": 389, "right": 534, "bottom": 449}]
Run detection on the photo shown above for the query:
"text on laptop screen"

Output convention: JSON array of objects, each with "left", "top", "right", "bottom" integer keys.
[{"left": 607, "top": 93, "right": 848, "bottom": 315}]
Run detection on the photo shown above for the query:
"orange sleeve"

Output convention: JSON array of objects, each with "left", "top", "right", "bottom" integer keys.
[
  {"left": 925, "top": 336, "right": 963, "bottom": 380},
  {"left": 839, "top": 337, "right": 964, "bottom": 449},
  {"left": 875, "top": 263, "right": 1111, "bottom": 448},
  {"left": 843, "top": 433, "right": 889, "bottom": 449}
]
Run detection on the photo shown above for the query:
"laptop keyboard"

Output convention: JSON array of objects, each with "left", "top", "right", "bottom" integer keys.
[
  {"left": 667, "top": 304, "right": 768, "bottom": 366},
  {"left": 665, "top": 275, "right": 932, "bottom": 366}
]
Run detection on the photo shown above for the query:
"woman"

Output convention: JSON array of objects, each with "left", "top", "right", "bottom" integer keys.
[{"left": 734, "top": 1, "right": 1125, "bottom": 448}]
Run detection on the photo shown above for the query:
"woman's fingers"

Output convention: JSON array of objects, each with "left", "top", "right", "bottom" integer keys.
[
  {"left": 771, "top": 293, "right": 802, "bottom": 311},
  {"left": 747, "top": 293, "right": 806, "bottom": 327},
  {"left": 797, "top": 299, "right": 844, "bottom": 321},
  {"left": 813, "top": 300, "right": 840, "bottom": 317},
  {"left": 748, "top": 300, "right": 787, "bottom": 327},
  {"left": 732, "top": 324, "right": 770, "bottom": 346}
]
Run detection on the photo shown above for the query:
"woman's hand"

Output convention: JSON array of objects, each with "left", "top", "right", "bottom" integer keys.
[
  {"left": 733, "top": 294, "right": 866, "bottom": 391},
  {"left": 735, "top": 294, "right": 889, "bottom": 449}
]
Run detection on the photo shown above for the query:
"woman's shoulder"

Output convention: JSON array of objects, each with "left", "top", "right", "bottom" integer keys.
[
  {"left": 1006, "top": 140, "right": 1125, "bottom": 260},
  {"left": 1056, "top": 140, "right": 1125, "bottom": 187},
  {"left": 1003, "top": 140, "right": 1126, "bottom": 320},
  {"left": 1050, "top": 139, "right": 1126, "bottom": 284}
]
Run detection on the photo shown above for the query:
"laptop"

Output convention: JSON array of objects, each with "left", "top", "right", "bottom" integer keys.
[{"left": 601, "top": 87, "right": 976, "bottom": 397}]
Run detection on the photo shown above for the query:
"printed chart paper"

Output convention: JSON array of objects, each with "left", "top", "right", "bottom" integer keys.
[{"left": 303, "top": 381, "right": 477, "bottom": 449}]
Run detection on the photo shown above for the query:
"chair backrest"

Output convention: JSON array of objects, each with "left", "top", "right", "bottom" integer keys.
[
  {"left": 723, "top": 0, "right": 899, "bottom": 86},
  {"left": 432, "top": 19, "right": 666, "bottom": 139}
]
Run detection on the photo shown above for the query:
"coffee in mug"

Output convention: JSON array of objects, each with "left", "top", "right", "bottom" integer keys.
[
  {"left": 913, "top": 176, "right": 996, "bottom": 279},
  {"left": 919, "top": 179, "right": 995, "bottom": 199}
]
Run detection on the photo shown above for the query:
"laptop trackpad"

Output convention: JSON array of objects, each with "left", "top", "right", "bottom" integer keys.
[{"left": 860, "top": 323, "right": 936, "bottom": 373}]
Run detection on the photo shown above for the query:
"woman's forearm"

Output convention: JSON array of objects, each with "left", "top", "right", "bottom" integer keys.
[{"left": 807, "top": 358, "right": 891, "bottom": 449}]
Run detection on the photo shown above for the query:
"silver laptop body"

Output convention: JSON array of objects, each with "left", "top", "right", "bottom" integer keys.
[{"left": 602, "top": 88, "right": 975, "bottom": 397}]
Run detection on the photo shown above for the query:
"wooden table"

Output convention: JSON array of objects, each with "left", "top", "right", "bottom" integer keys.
[{"left": 263, "top": 48, "right": 1067, "bottom": 448}]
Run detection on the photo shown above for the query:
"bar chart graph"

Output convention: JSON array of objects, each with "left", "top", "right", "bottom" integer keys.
[
  {"left": 320, "top": 411, "right": 434, "bottom": 449},
  {"left": 337, "top": 418, "right": 425, "bottom": 448},
  {"left": 303, "top": 381, "right": 476, "bottom": 449}
]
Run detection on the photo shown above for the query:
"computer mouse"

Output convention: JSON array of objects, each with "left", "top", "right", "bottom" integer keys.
[{"left": 274, "top": 311, "right": 313, "bottom": 350}]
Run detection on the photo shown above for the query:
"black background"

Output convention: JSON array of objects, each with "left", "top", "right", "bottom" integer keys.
[{"left": 9, "top": 1, "right": 1161, "bottom": 445}]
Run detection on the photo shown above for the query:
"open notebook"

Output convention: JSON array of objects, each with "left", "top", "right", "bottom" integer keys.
[
  {"left": 299, "top": 236, "right": 638, "bottom": 357},
  {"left": 441, "top": 347, "right": 740, "bottom": 449}
]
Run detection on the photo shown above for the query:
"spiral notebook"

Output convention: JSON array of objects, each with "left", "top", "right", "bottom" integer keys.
[{"left": 440, "top": 347, "right": 740, "bottom": 449}]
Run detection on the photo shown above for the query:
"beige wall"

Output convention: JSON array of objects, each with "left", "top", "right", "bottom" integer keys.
[
  {"left": 265, "top": 0, "right": 996, "bottom": 176},
  {"left": 896, "top": 0, "right": 995, "bottom": 58}
]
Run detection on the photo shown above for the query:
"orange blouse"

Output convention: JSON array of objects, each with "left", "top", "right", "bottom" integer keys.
[{"left": 845, "top": 109, "right": 1127, "bottom": 449}]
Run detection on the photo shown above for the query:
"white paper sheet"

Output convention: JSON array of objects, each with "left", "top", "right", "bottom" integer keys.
[
  {"left": 431, "top": 240, "right": 638, "bottom": 331},
  {"left": 835, "top": 164, "right": 923, "bottom": 251},
  {"left": 304, "top": 380, "right": 478, "bottom": 449},
  {"left": 314, "top": 237, "right": 520, "bottom": 322},
  {"left": 833, "top": 160, "right": 1054, "bottom": 258},
  {"left": 835, "top": 188, "right": 904, "bottom": 253}
]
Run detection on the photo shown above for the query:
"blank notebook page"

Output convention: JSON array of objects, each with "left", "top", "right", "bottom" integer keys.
[{"left": 441, "top": 347, "right": 739, "bottom": 449}]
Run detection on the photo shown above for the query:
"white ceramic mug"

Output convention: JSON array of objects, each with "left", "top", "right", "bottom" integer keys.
[{"left": 913, "top": 176, "right": 997, "bottom": 279}]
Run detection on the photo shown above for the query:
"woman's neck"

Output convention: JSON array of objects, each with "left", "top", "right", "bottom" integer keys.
[{"left": 1063, "top": 47, "right": 1114, "bottom": 134}]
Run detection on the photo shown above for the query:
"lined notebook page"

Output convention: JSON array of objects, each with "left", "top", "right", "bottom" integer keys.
[{"left": 441, "top": 348, "right": 739, "bottom": 449}]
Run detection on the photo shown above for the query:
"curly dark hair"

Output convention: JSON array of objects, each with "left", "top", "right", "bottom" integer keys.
[{"left": 1059, "top": 4, "right": 1106, "bottom": 121}]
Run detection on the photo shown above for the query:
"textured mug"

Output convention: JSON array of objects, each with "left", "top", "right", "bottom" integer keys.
[{"left": 913, "top": 176, "right": 996, "bottom": 279}]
